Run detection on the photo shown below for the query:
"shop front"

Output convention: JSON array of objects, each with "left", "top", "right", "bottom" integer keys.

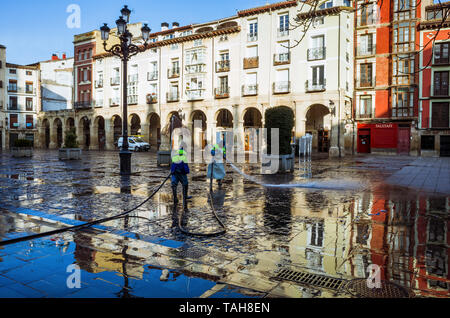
[{"left": 357, "top": 123, "right": 410, "bottom": 155}]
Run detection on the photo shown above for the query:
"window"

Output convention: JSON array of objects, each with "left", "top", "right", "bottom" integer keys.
[
  {"left": 26, "top": 98, "right": 33, "bottom": 111},
  {"left": 434, "top": 42, "right": 449, "bottom": 65},
  {"left": 392, "top": 87, "right": 414, "bottom": 117},
  {"left": 279, "top": 14, "right": 289, "bottom": 36},
  {"left": 360, "top": 4, "right": 375, "bottom": 26},
  {"left": 26, "top": 71, "right": 32, "bottom": 76},
  {"left": 431, "top": 102, "right": 449, "bottom": 128},
  {"left": 393, "top": 55, "right": 414, "bottom": 85},
  {"left": 8, "top": 80, "right": 17, "bottom": 92},
  {"left": 9, "top": 96, "right": 18, "bottom": 110},
  {"left": 9, "top": 69, "right": 17, "bottom": 74},
  {"left": 359, "top": 34, "right": 373, "bottom": 55},
  {"left": 433, "top": 71, "right": 449, "bottom": 96},
  {"left": 359, "top": 95, "right": 372, "bottom": 117},
  {"left": 311, "top": 65, "right": 325, "bottom": 85},
  {"left": 248, "top": 19, "right": 258, "bottom": 41},
  {"left": 360, "top": 63, "right": 373, "bottom": 87},
  {"left": 421, "top": 135, "right": 435, "bottom": 150},
  {"left": 10, "top": 114, "right": 18, "bottom": 129},
  {"left": 393, "top": 21, "right": 415, "bottom": 52},
  {"left": 308, "top": 35, "right": 325, "bottom": 60},
  {"left": 26, "top": 115, "right": 34, "bottom": 129},
  {"left": 25, "top": 82, "right": 33, "bottom": 94}
]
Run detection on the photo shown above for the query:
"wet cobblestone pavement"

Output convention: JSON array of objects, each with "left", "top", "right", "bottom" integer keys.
[{"left": 0, "top": 150, "right": 449, "bottom": 298}]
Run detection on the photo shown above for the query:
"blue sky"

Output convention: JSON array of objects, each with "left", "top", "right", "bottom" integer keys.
[{"left": 0, "top": 0, "right": 270, "bottom": 65}]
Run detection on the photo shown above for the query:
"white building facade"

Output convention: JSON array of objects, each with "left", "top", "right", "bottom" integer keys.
[{"left": 38, "top": 1, "right": 354, "bottom": 156}]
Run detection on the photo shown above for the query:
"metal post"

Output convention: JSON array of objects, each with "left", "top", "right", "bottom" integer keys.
[{"left": 119, "top": 47, "right": 131, "bottom": 175}]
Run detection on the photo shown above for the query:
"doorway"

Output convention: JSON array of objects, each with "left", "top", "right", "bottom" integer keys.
[
  {"left": 398, "top": 127, "right": 410, "bottom": 155},
  {"left": 440, "top": 135, "right": 450, "bottom": 157},
  {"left": 358, "top": 129, "right": 371, "bottom": 153}
]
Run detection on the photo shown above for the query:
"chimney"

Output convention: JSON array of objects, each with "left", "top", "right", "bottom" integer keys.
[
  {"left": 62, "top": 53, "right": 67, "bottom": 60},
  {"left": 172, "top": 22, "right": 179, "bottom": 29},
  {"left": 161, "top": 22, "right": 169, "bottom": 31},
  {"left": 51, "top": 54, "right": 59, "bottom": 61}
]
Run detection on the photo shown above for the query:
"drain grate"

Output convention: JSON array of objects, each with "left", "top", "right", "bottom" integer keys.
[
  {"left": 344, "top": 279, "right": 412, "bottom": 298},
  {"left": 177, "top": 247, "right": 209, "bottom": 259},
  {"left": 275, "top": 269, "right": 346, "bottom": 291}
]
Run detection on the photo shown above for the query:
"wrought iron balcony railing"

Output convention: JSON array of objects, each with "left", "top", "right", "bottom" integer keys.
[{"left": 305, "top": 80, "right": 326, "bottom": 92}]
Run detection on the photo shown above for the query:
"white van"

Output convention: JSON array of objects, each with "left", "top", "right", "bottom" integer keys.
[{"left": 118, "top": 137, "right": 150, "bottom": 152}]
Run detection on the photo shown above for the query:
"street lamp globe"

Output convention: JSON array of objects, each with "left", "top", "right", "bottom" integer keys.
[
  {"left": 124, "top": 31, "right": 133, "bottom": 47},
  {"left": 116, "top": 16, "right": 127, "bottom": 35},
  {"left": 100, "top": 23, "right": 111, "bottom": 41},
  {"left": 141, "top": 24, "right": 151, "bottom": 43},
  {"left": 121, "top": 5, "right": 131, "bottom": 23}
]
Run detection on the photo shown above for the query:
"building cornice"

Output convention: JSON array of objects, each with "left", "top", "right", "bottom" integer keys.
[
  {"left": 296, "top": 6, "right": 354, "bottom": 20},
  {"left": 237, "top": 0, "right": 298, "bottom": 17},
  {"left": 5, "top": 63, "right": 39, "bottom": 70},
  {"left": 418, "top": 19, "right": 450, "bottom": 30}
]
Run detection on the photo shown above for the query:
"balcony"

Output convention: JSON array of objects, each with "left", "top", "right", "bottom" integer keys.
[
  {"left": 74, "top": 101, "right": 92, "bottom": 109},
  {"left": 216, "top": 60, "right": 230, "bottom": 73},
  {"left": 357, "top": 45, "right": 375, "bottom": 57},
  {"left": 247, "top": 33, "right": 258, "bottom": 42},
  {"left": 185, "top": 64, "right": 206, "bottom": 74},
  {"left": 8, "top": 104, "right": 18, "bottom": 111},
  {"left": 243, "top": 57, "right": 259, "bottom": 69},
  {"left": 215, "top": 87, "right": 230, "bottom": 99},
  {"left": 274, "top": 53, "right": 291, "bottom": 65},
  {"left": 307, "top": 47, "right": 326, "bottom": 61},
  {"left": 168, "top": 67, "right": 180, "bottom": 79},
  {"left": 127, "top": 95, "right": 138, "bottom": 105},
  {"left": 93, "top": 100, "right": 104, "bottom": 108},
  {"left": 146, "top": 94, "right": 158, "bottom": 104},
  {"left": 7, "top": 86, "right": 36, "bottom": 94},
  {"left": 166, "top": 91, "right": 180, "bottom": 102},
  {"left": 357, "top": 112, "right": 372, "bottom": 119},
  {"left": 357, "top": 77, "right": 375, "bottom": 88},
  {"left": 109, "top": 98, "right": 120, "bottom": 107},
  {"left": 242, "top": 84, "right": 258, "bottom": 96},
  {"left": 110, "top": 77, "right": 120, "bottom": 86},
  {"left": 147, "top": 71, "right": 158, "bottom": 81},
  {"left": 128, "top": 74, "right": 138, "bottom": 84},
  {"left": 305, "top": 80, "right": 326, "bottom": 92},
  {"left": 186, "top": 89, "right": 205, "bottom": 101},
  {"left": 273, "top": 81, "right": 291, "bottom": 94},
  {"left": 95, "top": 80, "right": 103, "bottom": 88},
  {"left": 277, "top": 28, "right": 289, "bottom": 38}
]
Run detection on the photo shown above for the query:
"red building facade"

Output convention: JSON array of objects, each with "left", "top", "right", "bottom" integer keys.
[
  {"left": 354, "top": 0, "right": 429, "bottom": 156},
  {"left": 418, "top": 2, "right": 450, "bottom": 157}
]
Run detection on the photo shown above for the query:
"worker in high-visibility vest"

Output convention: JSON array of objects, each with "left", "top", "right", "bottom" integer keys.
[
  {"left": 171, "top": 148, "right": 192, "bottom": 208},
  {"left": 207, "top": 141, "right": 226, "bottom": 188}
]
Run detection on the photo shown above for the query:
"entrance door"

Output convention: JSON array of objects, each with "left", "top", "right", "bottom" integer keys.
[
  {"left": 440, "top": 135, "right": 450, "bottom": 157},
  {"left": 9, "top": 133, "right": 18, "bottom": 149},
  {"left": 398, "top": 127, "right": 410, "bottom": 155},
  {"left": 0, "top": 131, "right": 2, "bottom": 150},
  {"left": 358, "top": 129, "right": 371, "bottom": 153}
]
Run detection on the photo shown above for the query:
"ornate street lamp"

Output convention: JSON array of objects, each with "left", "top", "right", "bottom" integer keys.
[{"left": 100, "top": 6, "right": 151, "bottom": 175}]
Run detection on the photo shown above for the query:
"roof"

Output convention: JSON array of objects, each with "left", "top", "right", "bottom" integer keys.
[
  {"left": 6, "top": 63, "right": 39, "bottom": 70},
  {"left": 237, "top": 0, "right": 298, "bottom": 17}
]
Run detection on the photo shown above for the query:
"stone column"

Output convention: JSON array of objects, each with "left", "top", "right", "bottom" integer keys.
[
  {"left": 90, "top": 122, "right": 99, "bottom": 150},
  {"left": 49, "top": 119, "right": 57, "bottom": 149},
  {"left": 105, "top": 118, "right": 115, "bottom": 150}
]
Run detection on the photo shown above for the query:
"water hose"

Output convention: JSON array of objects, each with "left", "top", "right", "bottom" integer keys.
[
  {"left": 0, "top": 173, "right": 172, "bottom": 247},
  {"left": 176, "top": 160, "right": 227, "bottom": 237}
]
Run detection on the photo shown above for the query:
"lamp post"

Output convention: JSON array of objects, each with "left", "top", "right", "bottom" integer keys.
[{"left": 100, "top": 6, "right": 151, "bottom": 175}]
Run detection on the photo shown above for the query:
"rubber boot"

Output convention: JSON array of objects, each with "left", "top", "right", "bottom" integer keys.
[
  {"left": 172, "top": 186, "right": 179, "bottom": 204},
  {"left": 185, "top": 185, "right": 193, "bottom": 200}
]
